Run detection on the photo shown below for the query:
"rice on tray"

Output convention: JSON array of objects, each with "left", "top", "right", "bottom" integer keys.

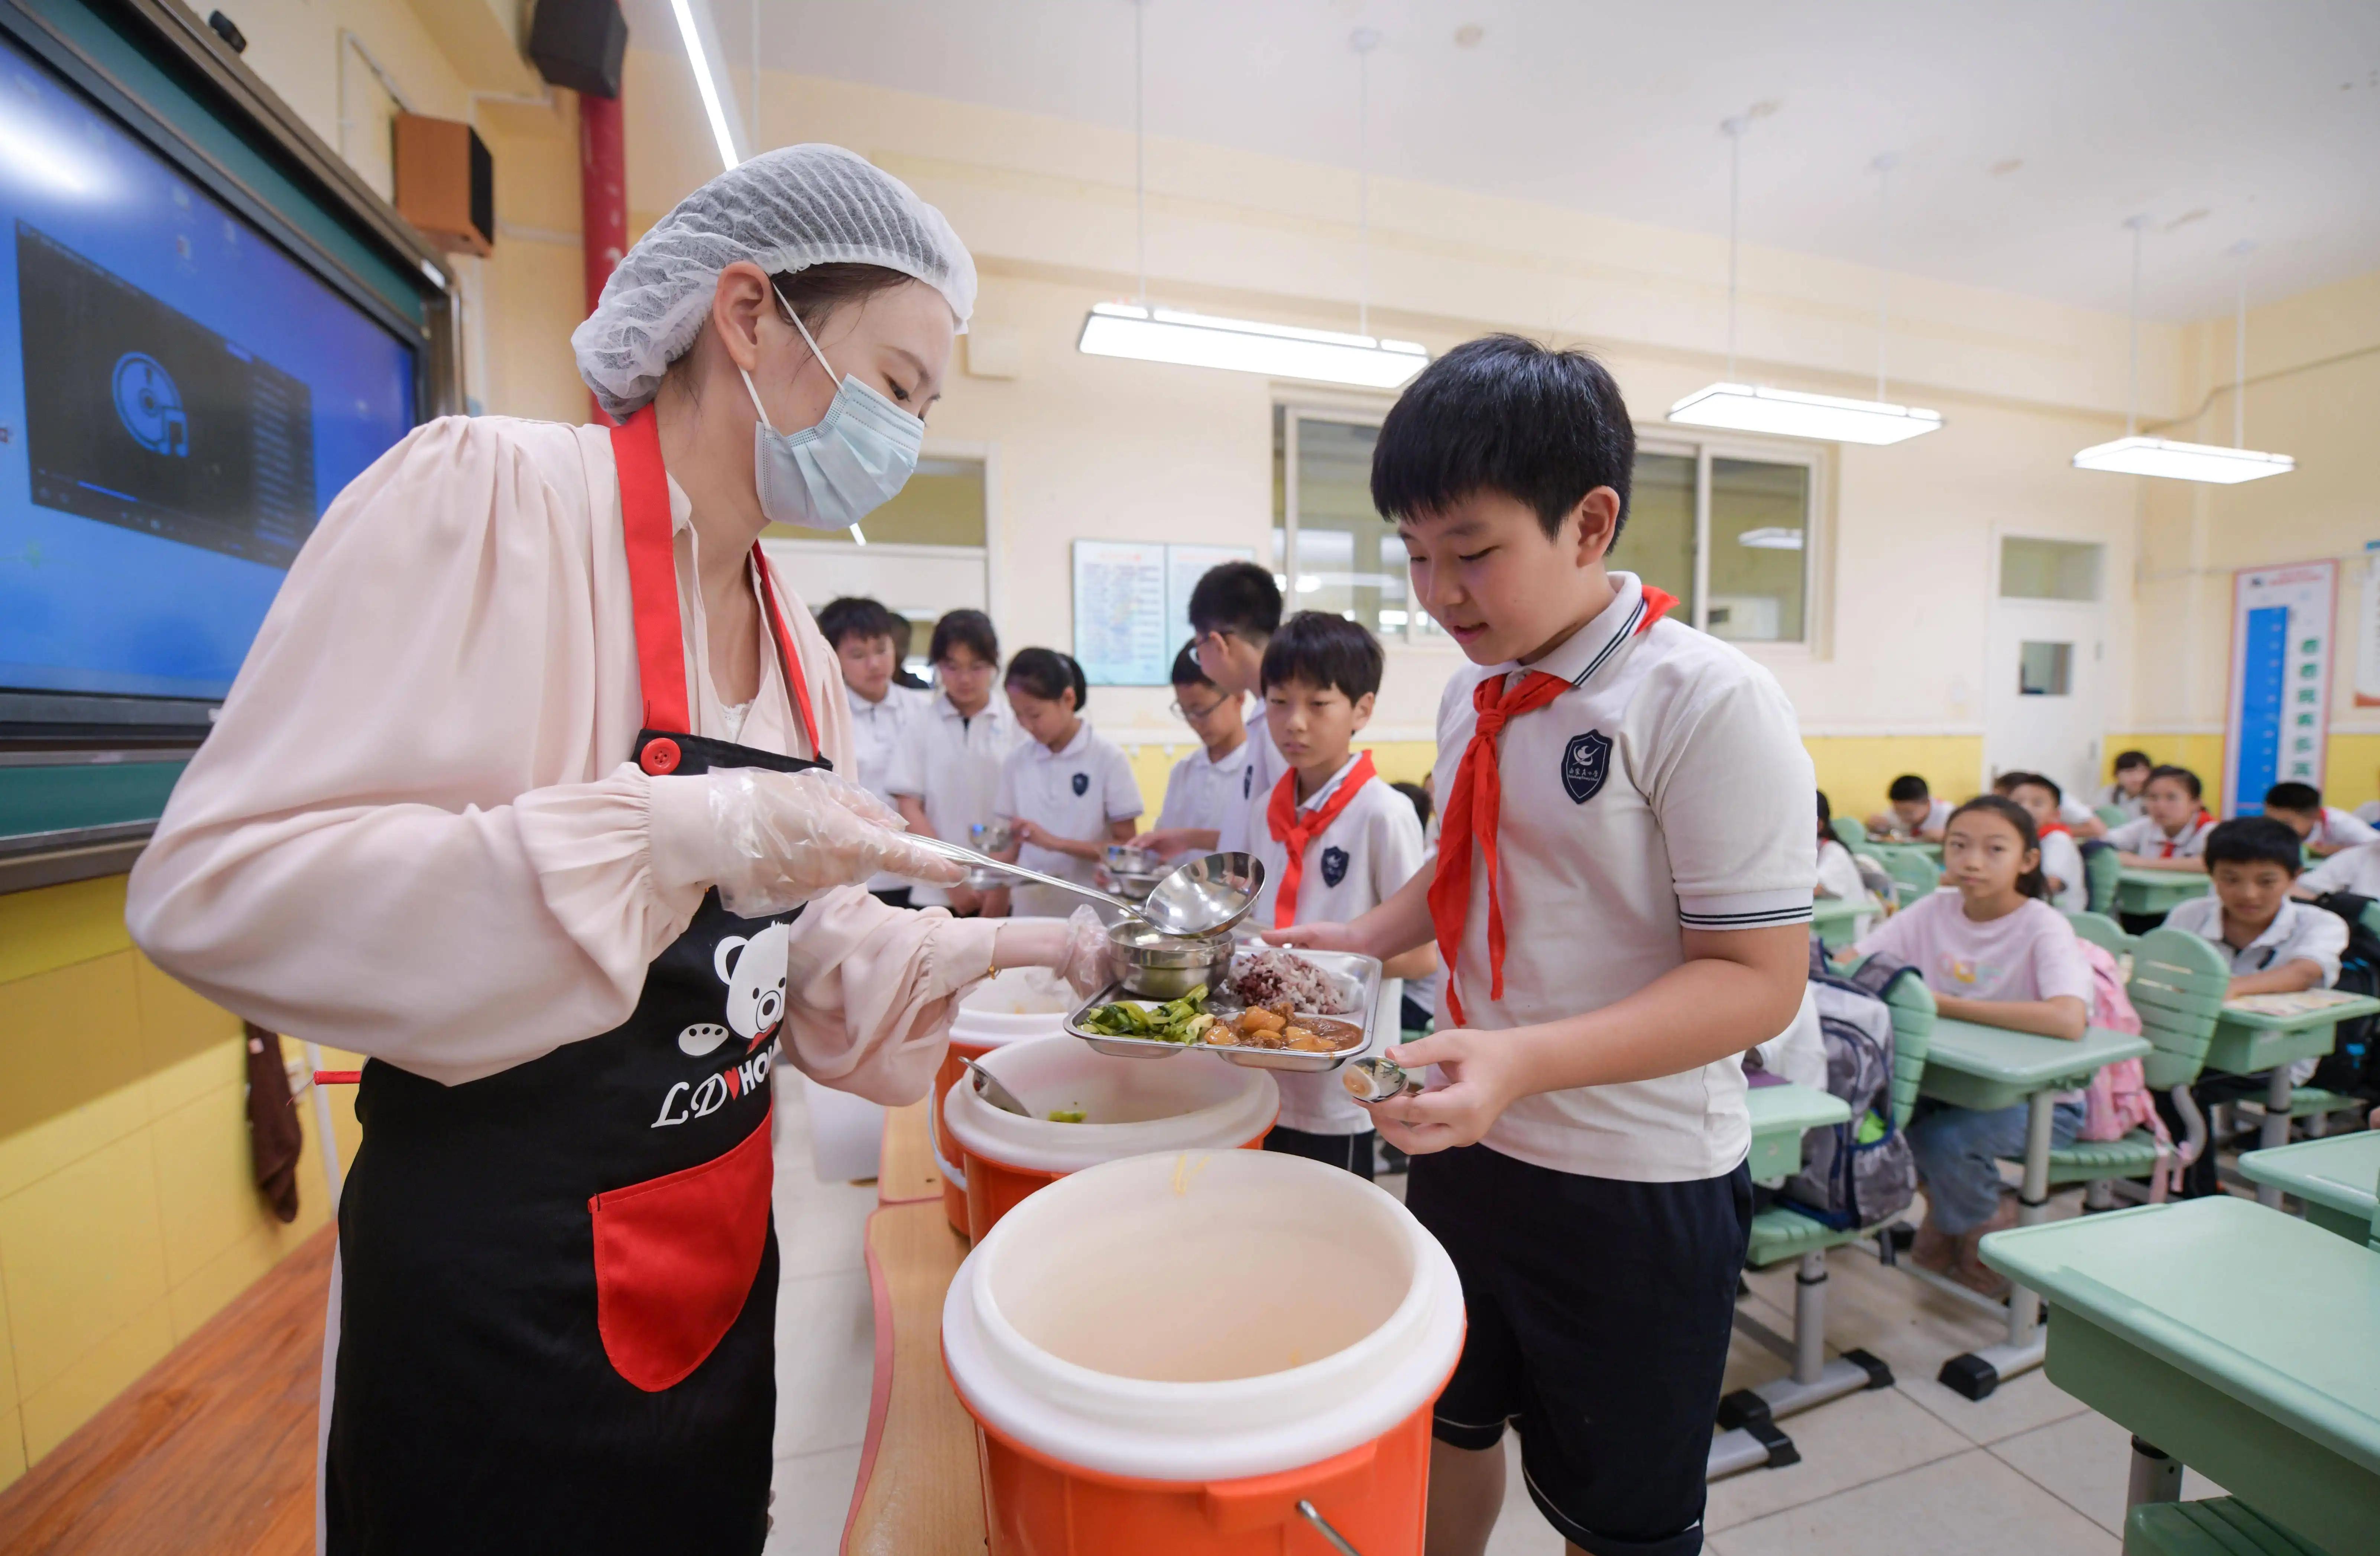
[{"left": 1229, "top": 948, "right": 1353, "bottom": 1014}]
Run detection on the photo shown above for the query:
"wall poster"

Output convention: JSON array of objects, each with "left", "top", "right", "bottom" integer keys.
[{"left": 2224, "top": 560, "right": 2336, "bottom": 817}]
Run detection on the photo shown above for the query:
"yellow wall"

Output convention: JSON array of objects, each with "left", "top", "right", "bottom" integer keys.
[
  {"left": 1805, "top": 736, "right": 1988, "bottom": 824},
  {"left": 0, "top": 878, "right": 360, "bottom": 1488}
]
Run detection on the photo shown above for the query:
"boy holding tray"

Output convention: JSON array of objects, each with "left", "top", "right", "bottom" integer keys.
[
  {"left": 1244, "top": 610, "right": 1431, "bottom": 1179},
  {"left": 1274, "top": 335, "right": 1812, "bottom": 1556}
]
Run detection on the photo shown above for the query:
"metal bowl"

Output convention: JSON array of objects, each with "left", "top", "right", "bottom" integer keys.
[{"left": 1105, "top": 920, "right": 1234, "bottom": 1000}]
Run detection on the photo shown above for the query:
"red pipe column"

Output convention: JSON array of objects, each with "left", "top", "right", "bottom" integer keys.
[{"left": 579, "top": 88, "right": 627, "bottom": 424}]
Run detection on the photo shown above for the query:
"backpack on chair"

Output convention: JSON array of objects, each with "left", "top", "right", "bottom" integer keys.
[
  {"left": 2308, "top": 891, "right": 2380, "bottom": 1099},
  {"left": 1781, "top": 945, "right": 1919, "bottom": 1230}
]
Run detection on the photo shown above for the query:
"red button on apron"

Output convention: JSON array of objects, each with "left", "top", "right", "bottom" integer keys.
[{"left": 641, "top": 738, "right": 681, "bottom": 775}]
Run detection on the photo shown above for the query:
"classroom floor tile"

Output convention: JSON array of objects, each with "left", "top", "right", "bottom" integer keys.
[
  {"left": 1989, "top": 1409, "right": 2228, "bottom": 1536},
  {"left": 1717, "top": 1449, "right": 2117, "bottom": 1556},
  {"left": 766, "top": 1444, "right": 865, "bottom": 1556},
  {"left": 1705, "top": 1385, "right": 1971, "bottom": 1532}
]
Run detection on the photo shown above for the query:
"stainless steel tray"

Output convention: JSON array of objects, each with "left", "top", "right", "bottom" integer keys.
[{"left": 1063, "top": 948, "right": 1384, "bottom": 1072}]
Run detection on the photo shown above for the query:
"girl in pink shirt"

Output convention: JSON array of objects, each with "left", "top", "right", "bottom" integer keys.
[{"left": 1850, "top": 795, "right": 2092, "bottom": 1296}]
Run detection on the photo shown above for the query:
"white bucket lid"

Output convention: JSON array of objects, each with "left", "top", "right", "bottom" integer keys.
[
  {"left": 942, "top": 1149, "right": 1464, "bottom": 1483},
  {"left": 949, "top": 969, "right": 1076, "bottom": 1048},
  {"left": 943, "top": 1033, "right": 1277, "bottom": 1174}
]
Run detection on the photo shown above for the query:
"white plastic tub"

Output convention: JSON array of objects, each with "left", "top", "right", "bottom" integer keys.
[
  {"left": 942, "top": 1149, "right": 1464, "bottom": 1552},
  {"left": 931, "top": 971, "right": 1075, "bottom": 1225}
]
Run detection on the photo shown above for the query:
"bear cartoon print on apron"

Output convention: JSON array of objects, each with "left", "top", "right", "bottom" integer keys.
[{"left": 324, "top": 405, "right": 826, "bottom": 1555}]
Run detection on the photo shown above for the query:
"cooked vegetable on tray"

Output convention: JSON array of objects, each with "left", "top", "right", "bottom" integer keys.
[{"left": 1077, "top": 985, "right": 1215, "bottom": 1044}]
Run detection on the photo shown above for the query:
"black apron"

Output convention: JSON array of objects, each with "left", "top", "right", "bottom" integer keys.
[{"left": 325, "top": 406, "right": 828, "bottom": 1554}]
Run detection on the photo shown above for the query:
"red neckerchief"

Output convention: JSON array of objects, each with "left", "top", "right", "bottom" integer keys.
[
  {"left": 1266, "top": 752, "right": 1377, "bottom": 929},
  {"left": 1429, "top": 586, "right": 1678, "bottom": 1024},
  {"left": 2039, "top": 820, "right": 2072, "bottom": 837},
  {"left": 2159, "top": 810, "right": 2213, "bottom": 859}
]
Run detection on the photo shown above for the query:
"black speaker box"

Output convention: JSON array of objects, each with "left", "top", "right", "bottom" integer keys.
[{"left": 529, "top": 0, "right": 627, "bottom": 100}]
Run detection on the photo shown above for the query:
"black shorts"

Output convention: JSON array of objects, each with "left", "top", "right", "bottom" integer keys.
[
  {"left": 1406, "top": 1144, "right": 1751, "bottom": 1556},
  {"left": 1262, "top": 1124, "right": 1375, "bottom": 1180}
]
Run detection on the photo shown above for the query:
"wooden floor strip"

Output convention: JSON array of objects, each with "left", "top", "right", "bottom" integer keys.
[{"left": 0, "top": 1225, "right": 332, "bottom": 1556}]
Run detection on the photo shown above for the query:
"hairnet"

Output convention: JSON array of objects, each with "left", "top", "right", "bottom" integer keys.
[{"left": 572, "top": 144, "right": 977, "bottom": 419}]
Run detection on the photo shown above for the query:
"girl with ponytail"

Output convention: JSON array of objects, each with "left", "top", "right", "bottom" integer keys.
[
  {"left": 989, "top": 649, "right": 1143, "bottom": 916},
  {"left": 1844, "top": 791, "right": 2092, "bottom": 1296}
]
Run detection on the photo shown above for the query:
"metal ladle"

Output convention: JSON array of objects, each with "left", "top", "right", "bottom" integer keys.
[
  {"left": 964, "top": 1058, "right": 1032, "bottom": 1118},
  {"left": 905, "top": 840, "right": 1264, "bottom": 938}
]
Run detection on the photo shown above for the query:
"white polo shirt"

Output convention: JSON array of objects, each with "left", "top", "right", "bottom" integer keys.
[
  {"left": 1155, "top": 735, "right": 1255, "bottom": 840},
  {"left": 1216, "top": 720, "right": 1285, "bottom": 857},
  {"left": 2101, "top": 782, "right": 2148, "bottom": 822},
  {"left": 2039, "top": 829, "right": 2087, "bottom": 914},
  {"left": 2164, "top": 895, "right": 2345, "bottom": 986},
  {"left": 2108, "top": 813, "right": 2214, "bottom": 860},
  {"left": 994, "top": 719, "right": 1143, "bottom": 917},
  {"left": 2300, "top": 842, "right": 2380, "bottom": 899},
  {"left": 2310, "top": 807, "right": 2380, "bottom": 850},
  {"left": 883, "top": 691, "right": 1023, "bottom": 907},
  {"left": 1428, "top": 573, "right": 1815, "bottom": 1182},
  {"left": 846, "top": 681, "right": 925, "bottom": 891},
  {"left": 1248, "top": 755, "right": 1426, "bottom": 1135}
]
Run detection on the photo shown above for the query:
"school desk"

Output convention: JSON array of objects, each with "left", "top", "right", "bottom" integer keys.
[
  {"left": 1978, "top": 1197, "right": 2380, "bottom": 1556},
  {"left": 2114, "top": 867, "right": 2211, "bottom": 918},
  {"left": 2239, "top": 1131, "right": 2380, "bottom": 1240},
  {"left": 1808, "top": 895, "right": 1866, "bottom": 948},
  {"left": 2204, "top": 992, "right": 2380, "bottom": 1206},
  {"left": 1917, "top": 1017, "right": 2153, "bottom": 1399},
  {"left": 1745, "top": 1078, "right": 1852, "bottom": 1186}
]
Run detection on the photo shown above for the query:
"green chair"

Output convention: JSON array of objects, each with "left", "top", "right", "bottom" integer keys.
[
  {"left": 1710, "top": 969, "right": 1936, "bottom": 1478},
  {"left": 2097, "top": 803, "right": 2130, "bottom": 830},
  {"left": 1833, "top": 815, "right": 1868, "bottom": 846},
  {"left": 2067, "top": 910, "right": 2133, "bottom": 957},
  {"left": 2017, "top": 928, "right": 2228, "bottom": 1203},
  {"left": 2123, "top": 1498, "right": 2323, "bottom": 1555},
  {"left": 1860, "top": 845, "right": 1940, "bottom": 906},
  {"left": 2085, "top": 843, "right": 2124, "bottom": 914}
]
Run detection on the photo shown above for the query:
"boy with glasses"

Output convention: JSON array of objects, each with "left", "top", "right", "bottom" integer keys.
[{"left": 1141, "top": 642, "right": 1254, "bottom": 859}]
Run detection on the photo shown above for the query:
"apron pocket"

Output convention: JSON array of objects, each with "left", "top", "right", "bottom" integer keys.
[{"left": 589, "top": 1107, "right": 774, "bottom": 1392}]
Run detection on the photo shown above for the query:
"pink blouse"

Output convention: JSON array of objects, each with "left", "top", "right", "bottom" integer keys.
[{"left": 126, "top": 416, "right": 998, "bottom": 1095}]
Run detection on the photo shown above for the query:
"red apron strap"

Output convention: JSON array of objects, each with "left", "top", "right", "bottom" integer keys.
[
  {"left": 611, "top": 408, "right": 691, "bottom": 734},
  {"left": 752, "top": 550, "right": 822, "bottom": 760}
]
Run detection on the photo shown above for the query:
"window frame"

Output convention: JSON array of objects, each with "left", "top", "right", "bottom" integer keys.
[{"left": 1276, "top": 403, "right": 1825, "bottom": 651}]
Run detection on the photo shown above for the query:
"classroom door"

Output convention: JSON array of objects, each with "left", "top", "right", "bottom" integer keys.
[{"left": 1985, "top": 538, "right": 2107, "bottom": 800}]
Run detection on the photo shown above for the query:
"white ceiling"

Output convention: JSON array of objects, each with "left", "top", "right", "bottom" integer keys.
[{"left": 638, "top": 0, "right": 2380, "bottom": 321}]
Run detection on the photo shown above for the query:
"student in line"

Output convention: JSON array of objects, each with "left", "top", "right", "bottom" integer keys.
[
  {"left": 2101, "top": 749, "right": 2154, "bottom": 821},
  {"left": 1816, "top": 790, "right": 1886, "bottom": 933},
  {"left": 1138, "top": 641, "right": 1253, "bottom": 861},
  {"left": 2107, "top": 764, "right": 2214, "bottom": 872},
  {"left": 818, "top": 596, "right": 928, "bottom": 907},
  {"left": 1177, "top": 560, "right": 1286, "bottom": 858},
  {"left": 1272, "top": 335, "right": 1812, "bottom": 1556},
  {"left": 1390, "top": 779, "right": 1444, "bottom": 1032},
  {"left": 1997, "top": 772, "right": 2088, "bottom": 913},
  {"left": 1867, "top": 773, "right": 1950, "bottom": 842},
  {"left": 988, "top": 649, "right": 1141, "bottom": 918},
  {"left": 1246, "top": 612, "right": 1430, "bottom": 1179},
  {"left": 1850, "top": 796, "right": 2091, "bottom": 1297},
  {"left": 885, "top": 609, "right": 1021, "bottom": 916},
  {"left": 2260, "top": 781, "right": 2379, "bottom": 857}
]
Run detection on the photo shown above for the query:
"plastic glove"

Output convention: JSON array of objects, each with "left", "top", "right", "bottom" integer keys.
[
  {"left": 707, "top": 766, "right": 963, "bottom": 917},
  {"left": 992, "top": 907, "right": 1112, "bottom": 1000}
]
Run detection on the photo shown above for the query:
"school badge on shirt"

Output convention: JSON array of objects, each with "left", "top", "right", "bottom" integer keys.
[
  {"left": 1561, "top": 731, "right": 1612, "bottom": 804},
  {"left": 1071, "top": 772, "right": 1089, "bottom": 796},
  {"left": 1320, "top": 845, "right": 1350, "bottom": 887}
]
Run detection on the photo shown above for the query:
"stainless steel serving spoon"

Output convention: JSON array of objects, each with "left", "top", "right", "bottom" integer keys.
[
  {"left": 964, "top": 1058, "right": 1032, "bottom": 1118},
  {"left": 905, "top": 839, "right": 1265, "bottom": 938}
]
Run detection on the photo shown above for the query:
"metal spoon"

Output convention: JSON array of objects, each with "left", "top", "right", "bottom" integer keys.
[
  {"left": 1341, "top": 1056, "right": 1424, "bottom": 1104},
  {"left": 964, "top": 1058, "right": 1032, "bottom": 1118},
  {"left": 906, "top": 835, "right": 1145, "bottom": 920}
]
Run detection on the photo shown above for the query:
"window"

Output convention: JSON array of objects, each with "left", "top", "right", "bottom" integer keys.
[
  {"left": 2019, "top": 641, "right": 2073, "bottom": 697},
  {"left": 2000, "top": 538, "right": 2101, "bottom": 601},
  {"left": 1275, "top": 409, "right": 1818, "bottom": 645}
]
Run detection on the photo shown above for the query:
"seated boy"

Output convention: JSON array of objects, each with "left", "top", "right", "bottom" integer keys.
[
  {"left": 2106, "top": 764, "right": 2213, "bottom": 872},
  {"left": 1246, "top": 611, "right": 1431, "bottom": 1178},
  {"left": 2295, "top": 835, "right": 2380, "bottom": 900},
  {"left": 1142, "top": 561, "right": 1283, "bottom": 860},
  {"left": 1269, "top": 335, "right": 1810, "bottom": 1556},
  {"left": 1998, "top": 772, "right": 2088, "bottom": 912},
  {"left": 1139, "top": 642, "right": 1252, "bottom": 862},
  {"left": 1867, "top": 773, "right": 1949, "bottom": 842},
  {"left": 2260, "top": 780, "right": 2379, "bottom": 857}
]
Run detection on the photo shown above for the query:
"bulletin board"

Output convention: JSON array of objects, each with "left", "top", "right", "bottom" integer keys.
[
  {"left": 2223, "top": 560, "right": 2336, "bottom": 817},
  {"left": 1071, "top": 540, "right": 1257, "bottom": 685}
]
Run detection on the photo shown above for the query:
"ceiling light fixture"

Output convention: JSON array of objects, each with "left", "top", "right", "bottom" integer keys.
[
  {"left": 1076, "top": 11, "right": 1427, "bottom": 390},
  {"left": 2071, "top": 223, "right": 2293, "bottom": 484},
  {"left": 667, "top": 0, "right": 745, "bottom": 171},
  {"left": 1669, "top": 123, "right": 1942, "bottom": 445}
]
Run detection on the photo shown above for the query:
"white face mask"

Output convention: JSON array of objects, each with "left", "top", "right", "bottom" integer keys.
[{"left": 738, "top": 286, "right": 924, "bottom": 530}]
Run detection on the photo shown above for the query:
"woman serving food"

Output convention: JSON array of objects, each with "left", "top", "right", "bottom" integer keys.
[{"left": 126, "top": 148, "right": 1102, "bottom": 1555}]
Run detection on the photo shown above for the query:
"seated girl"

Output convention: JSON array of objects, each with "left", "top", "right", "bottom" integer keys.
[{"left": 1844, "top": 795, "right": 2091, "bottom": 1297}]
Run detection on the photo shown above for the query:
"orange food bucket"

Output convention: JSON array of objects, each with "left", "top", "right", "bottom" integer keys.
[
  {"left": 942, "top": 1150, "right": 1465, "bottom": 1555},
  {"left": 941, "top": 1034, "right": 1277, "bottom": 1241},
  {"left": 932, "top": 973, "right": 1073, "bottom": 1230}
]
